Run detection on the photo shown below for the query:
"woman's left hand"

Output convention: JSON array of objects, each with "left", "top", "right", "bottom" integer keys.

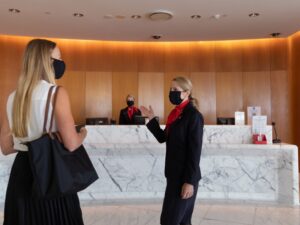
[{"left": 181, "top": 183, "right": 194, "bottom": 199}]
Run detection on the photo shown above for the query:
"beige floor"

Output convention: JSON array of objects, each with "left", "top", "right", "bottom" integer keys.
[{"left": 1, "top": 202, "right": 299, "bottom": 225}]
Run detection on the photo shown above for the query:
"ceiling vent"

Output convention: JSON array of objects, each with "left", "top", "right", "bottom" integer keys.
[{"left": 149, "top": 10, "right": 173, "bottom": 21}]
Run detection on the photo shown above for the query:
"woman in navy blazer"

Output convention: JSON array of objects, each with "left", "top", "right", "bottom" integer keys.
[{"left": 141, "top": 77, "right": 204, "bottom": 225}]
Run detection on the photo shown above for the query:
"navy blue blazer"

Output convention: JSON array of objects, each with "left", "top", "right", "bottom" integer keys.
[{"left": 146, "top": 102, "right": 204, "bottom": 185}]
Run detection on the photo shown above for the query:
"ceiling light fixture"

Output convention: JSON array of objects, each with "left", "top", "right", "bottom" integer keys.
[
  {"left": 115, "top": 15, "right": 126, "bottom": 19},
  {"left": 149, "top": 10, "right": 173, "bottom": 21},
  {"left": 104, "top": 14, "right": 113, "bottom": 19},
  {"left": 191, "top": 15, "right": 201, "bottom": 19},
  {"left": 131, "top": 15, "right": 141, "bottom": 19},
  {"left": 8, "top": 8, "right": 20, "bottom": 13},
  {"left": 212, "top": 14, "right": 227, "bottom": 19},
  {"left": 270, "top": 32, "right": 281, "bottom": 37},
  {"left": 249, "top": 12, "right": 260, "bottom": 17},
  {"left": 73, "top": 13, "right": 84, "bottom": 17}
]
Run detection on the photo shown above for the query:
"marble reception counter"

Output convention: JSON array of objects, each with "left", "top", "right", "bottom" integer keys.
[{"left": 0, "top": 125, "right": 298, "bottom": 206}]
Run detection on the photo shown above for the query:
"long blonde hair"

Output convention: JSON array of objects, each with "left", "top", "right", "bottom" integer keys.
[
  {"left": 172, "top": 76, "right": 199, "bottom": 110},
  {"left": 12, "top": 39, "right": 57, "bottom": 137}
]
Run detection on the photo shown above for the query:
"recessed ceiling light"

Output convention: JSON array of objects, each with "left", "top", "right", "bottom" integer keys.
[
  {"left": 152, "top": 35, "right": 162, "bottom": 40},
  {"left": 73, "top": 13, "right": 84, "bottom": 17},
  {"left": 249, "top": 12, "right": 260, "bottom": 17},
  {"left": 131, "top": 15, "right": 141, "bottom": 19},
  {"left": 212, "top": 14, "right": 227, "bottom": 19},
  {"left": 191, "top": 15, "right": 201, "bottom": 19},
  {"left": 149, "top": 11, "right": 173, "bottom": 21},
  {"left": 8, "top": 8, "right": 20, "bottom": 13},
  {"left": 115, "top": 15, "right": 126, "bottom": 19},
  {"left": 104, "top": 14, "right": 113, "bottom": 19},
  {"left": 270, "top": 32, "right": 281, "bottom": 37}
]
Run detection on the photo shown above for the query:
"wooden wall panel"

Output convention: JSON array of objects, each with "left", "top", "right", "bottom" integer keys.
[
  {"left": 0, "top": 34, "right": 292, "bottom": 135},
  {"left": 215, "top": 42, "right": 243, "bottom": 72},
  {"left": 190, "top": 42, "right": 215, "bottom": 72},
  {"left": 56, "top": 39, "right": 87, "bottom": 71},
  {"left": 112, "top": 72, "right": 138, "bottom": 124},
  {"left": 190, "top": 72, "right": 216, "bottom": 124},
  {"left": 289, "top": 33, "right": 300, "bottom": 146},
  {"left": 56, "top": 71, "right": 86, "bottom": 124},
  {"left": 242, "top": 72, "right": 272, "bottom": 124},
  {"left": 137, "top": 43, "right": 165, "bottom": 72},
  {"left": 242, "top": 40, "right": 270, "bottom": 71},
  {"left": 271, "top": 71, "right": 289, "bottom": 142},
  {"left": 85, "top": 41, "right": 113, "bottom": 71},
  {"left": 270, "top": 38, "right": 288, "bottom": 71},
  {"left": 164, "top": 72, "right": 191, "bottom": 122},
  {"left": 138, "top": 73, "right": 164, "bottom": 122},
  {"left": 0, "top": 36, "right": 29, "bottom": 122},
  {"left": 111, "top": 43, "right": 138, "bottom": 72},
  {"left": 165, "top": 43, "right": 190, "bottom": 72},
  {"left": 85, "top": 72, "right": 112, "bottom": 118},
  {"left": 216, "top": 72, "right": 243, "bottom": 118}
]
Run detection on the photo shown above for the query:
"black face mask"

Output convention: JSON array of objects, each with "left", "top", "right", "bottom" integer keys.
[
  {"left": 169, "top": 91, "right": 183, "bottom": 105},
  {"left": 127, "top": 100, "right": 134, "bottom": 107},
  {"left": 52, "top": 58, "right": 66, "bottom": 79}
]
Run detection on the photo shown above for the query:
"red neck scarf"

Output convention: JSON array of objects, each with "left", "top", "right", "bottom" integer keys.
[
  {"left": 166, "top": 100, "right": 190, "bottom": 130},
  {"left": 127, "top": 106, "right": 138, "bottom": 120}
]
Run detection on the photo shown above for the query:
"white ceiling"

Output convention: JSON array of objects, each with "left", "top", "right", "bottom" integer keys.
[{"left": 0, "top": 0, "right": 300, "bottom": 41}]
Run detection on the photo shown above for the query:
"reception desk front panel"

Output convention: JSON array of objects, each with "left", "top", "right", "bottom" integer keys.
[{"left": 0, "top": 125, "right": 298, "bottom": 206}]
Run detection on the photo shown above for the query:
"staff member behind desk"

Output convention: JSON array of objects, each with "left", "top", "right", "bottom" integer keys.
[
  {"left": 119, "top": 94, "right": 142, "bottom": 125},
  {"left": 140, "top": 77, "right": 204, "bottom": 225}
]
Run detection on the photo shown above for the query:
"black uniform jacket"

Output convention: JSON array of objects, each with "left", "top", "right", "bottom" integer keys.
[
  {"left": 146, "top": 102, "right": 204, "bottom": 185},
  {"left": 119, "top": 107, "right": 142, "bottom": 125}
]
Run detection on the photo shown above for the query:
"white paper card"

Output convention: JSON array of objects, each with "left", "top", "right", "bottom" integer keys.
[
  {"left": 247, "top": 106, "right": 261, "bottom": 125},
  {"left": 235, "top": 111, "right": 245, "bottom": 125},
  {"left": 252, "top": 115, "right": 267, "bottom": 134}
]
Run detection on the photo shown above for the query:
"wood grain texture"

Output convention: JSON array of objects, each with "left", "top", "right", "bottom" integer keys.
[
  {"left": 190, "top": 72, "right": 216, "bottom": 124},
  {"left": 56, "top": 71, "right": 86, "bottom": 124},
  {"left": 215, "top": 41, "right": 243, "bottom": 72},
  {"left": 112, "top": 72, "right": 138, "bottom": 124},
  {"left": 85, "top": 72, "right": 112, "bottom": 118},
  {"left": 271, "top": 71, "right": 289, "bottom": 142},
  {"left": 242, "top": 72, "right": 272, "bottom": 124},
  {"left": 165, "top": 43, "right": 190, "bottom": 72},
  {"left": 111, "top": 43, "right": 138, "bottom": 72},
  {"left": 137, "top": 43, "right": 165, "bottom": 72},
  {"left": 190, "top": 42, "right": 215, "bottom": 72},
  {"left": 216, "top": 72, "right": 243, "bottom": 118},
  {"left": 270, "top": 38, "right": 288, "bottom": 71},
  {"left": 138, "top": 73, "right": 164, "bottom": 122},
  {"left": 242, "top": 40, "right": 270, "bottom": 72}
]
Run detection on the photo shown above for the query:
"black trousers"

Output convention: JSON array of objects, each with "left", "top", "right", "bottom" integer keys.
[{"left": 160, "top": 179, "right": 199, "bottom": 225}]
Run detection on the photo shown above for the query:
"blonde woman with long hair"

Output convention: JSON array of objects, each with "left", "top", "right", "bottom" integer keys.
[
  {"left": 141, "top": 76, "right": 204, "bottom": 225},
  {"left": 0, "top": 39, "right": 87, "bottom": 225}
]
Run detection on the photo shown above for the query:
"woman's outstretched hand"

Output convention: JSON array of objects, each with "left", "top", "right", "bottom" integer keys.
[{"left": 140, "top": 105, "right": 155, "bottom": 121}]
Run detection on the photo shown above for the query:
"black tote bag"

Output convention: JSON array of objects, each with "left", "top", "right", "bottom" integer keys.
[{"left": 26, "top": 86, "right": 98, "bottom": 198}]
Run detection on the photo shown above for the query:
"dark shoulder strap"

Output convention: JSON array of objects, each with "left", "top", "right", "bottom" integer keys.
[
  {"left": 43, "top": 86, "right": 55, "bottom": 133},
  {"left": 48, "top": 86, "right": 61, "bottom": 133}
]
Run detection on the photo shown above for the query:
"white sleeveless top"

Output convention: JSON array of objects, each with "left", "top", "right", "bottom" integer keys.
[{"left": 6, "top": 80, "right": 57, "bottom": 151}]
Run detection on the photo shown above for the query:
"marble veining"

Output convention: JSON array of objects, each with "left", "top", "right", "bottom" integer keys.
[
  {"left": 84, "top": 125, "right": 273, "bottom": 145},
  {"left": 0, "top": 125, "right": 298, "bottom": 206}
]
